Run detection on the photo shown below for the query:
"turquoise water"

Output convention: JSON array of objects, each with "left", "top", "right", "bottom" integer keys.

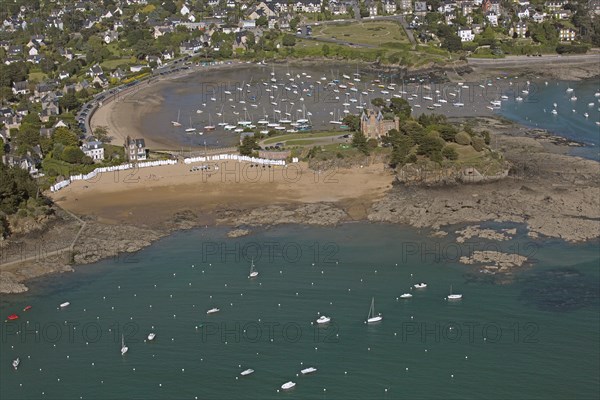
[
  {"left": 1, "top": 224, "right": 599, "bottom": 399},
  {"left": 494, "top": 79, "right": 600, "bottom": 160}
]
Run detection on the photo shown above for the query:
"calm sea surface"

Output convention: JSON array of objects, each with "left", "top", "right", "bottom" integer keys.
[{"left": 1, "top": 223, "right": 599, "bottom": 399}]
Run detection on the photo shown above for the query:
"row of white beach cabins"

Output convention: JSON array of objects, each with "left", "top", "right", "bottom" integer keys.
[{"left": 50, "top": 154, "right": 289, "bottom": 192}]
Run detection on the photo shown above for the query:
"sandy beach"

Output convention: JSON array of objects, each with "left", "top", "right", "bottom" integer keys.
[{"left": 50, "top": 161, "right": 395, "bottom": 228}]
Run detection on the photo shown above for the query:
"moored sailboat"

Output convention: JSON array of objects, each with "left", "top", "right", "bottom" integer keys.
[{"left": 366, "top": 297, "right": 382, "bottom": 323}]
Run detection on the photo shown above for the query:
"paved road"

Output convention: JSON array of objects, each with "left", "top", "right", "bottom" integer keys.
[{"left": 467, "top": 53, "right": 600, "bottom": 67}]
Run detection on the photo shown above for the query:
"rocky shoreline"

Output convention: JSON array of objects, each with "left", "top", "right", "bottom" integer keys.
[{"left": 2, "top": 124, "right": 599, "bottom": 294}]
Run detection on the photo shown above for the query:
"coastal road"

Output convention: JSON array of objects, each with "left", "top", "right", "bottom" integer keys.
[{"left": 467, "top": 53, "right": 600, "bottom": 67}]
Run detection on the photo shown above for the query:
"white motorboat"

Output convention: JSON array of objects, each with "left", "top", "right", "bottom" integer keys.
[
  {"left": 566, "top": 87, "right": 574, "bottom": 93},
  {"left": 584, "top": 113, "right": 589, "bottom": 118},
  {"left": 60, "top": 302, "right": 70, "bottom": 308},
  {"left": 414, "top": 283, "right": 427, "bottom": 289},
  {"left": 366, "top": 297, "right": 382, "bottom": 323},
  {"left": 249, "top": 258, "right": 258, "bottom": 278},
  {"left": 400, "top": 293, "right": 413, "bottom": 299},
  {"left": 551, "top": 109, "right": 558, "bottom": 115},
  {"left": 240, "top": 368, "right": 254, "bottom": 376},
  {"left": 281, "top": 381, "right": 296, "bottom": 390},
  {"left": 121, "top": 334, "right": 128, "bottom": 356},
  {"left": 447, "top": 285, "right": 463, "bottom": 301},
  {"left": 12, "top": 357, "right": 19, "bottom": 370},
  {"left": 515, "top": 96, "right": 523, "bottom": 102},
  {"left": 316, "top": 315, "right": 331, "bottom": 324},
  {"left": 301, "top": 367, "right": 317, "bottom": 375},
  {"left": 206, "top": 307, "right": 220, "bottom": 314},
  {"left": 147, "top": 333, "right": 156, "bottom": 341},
  {"left": 570, "top": 96, "right": 577, "bottom": 101}
]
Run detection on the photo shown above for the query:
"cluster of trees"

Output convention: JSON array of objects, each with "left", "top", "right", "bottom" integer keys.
[
  {"left": 0, "top": 162, "right": 50, "bottom": 238},
  {"left": 384, "top": 114, "right": 490, "bottom": 167}
]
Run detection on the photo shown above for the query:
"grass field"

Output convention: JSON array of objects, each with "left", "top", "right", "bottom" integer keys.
[
  {"left": 28, "top": 71, "right": 48, "bottom": 82},
  {"left": 312, "top": 21, "right": 409, "bottom": 47},
  {"left": 101, "top": 58, "right": 131, "bottom": 70},
  {"left": 263, "top": 131, "right": 343, "bottom": 145}
]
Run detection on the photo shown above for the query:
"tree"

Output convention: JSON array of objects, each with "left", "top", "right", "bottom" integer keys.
[
  {"left": 371, "top": 97, "right": 386, "bottom": 108},
  {"left": 322, "top": 44, "right": 330, "bottom": 56},
  {"left": 441, "top": 34, "right": 462, "bottom": 52},
  {"left": 282, "top": 34, "right": 296, "bottom": 47},
  {"left": 417, "top": 132, "right": 444, "bottom": 157},
  {"left": 238, "top": 135, "right": 259, "bottom": 156},
  {"left": 434, "top": 124, "right": 458, "bottom": 142},
  {"left": 0, "top": 163, "right": 42, "bottom": 216},
  {"left": 389, "top": 98, "right": 412, "bottom": 119},
  {"left": 61, "top": 146, "right": 86, "bottom": 163},
  {"left": 59, "top": 93, "right": 80, "bottom": 112},
  {"left": 53, "top": 127, "right": 79, "bottom": 147},
  {"left": 389, "top": 132, "right": 414, "bottom": 167},
  {"left": 163, "top": 0, "right": 177, "bottom": 14},
  {"left": 93, "top": 126, "right": 110, "bottom": 143},
  {"left": 454, "top": 131, "right": 471, "bottom": 145},
  {"left": 482, "top": 130, "right": 491, "bottom": 145},
  {"left": 13, "top": 124, "right": 41, "bottom": 155},
  {"left": 471, "top": 136, "right": 486, "bottom": 152},
  {"left": 256, "top": 15, "right": 268, "bottom": 27},
  {"left": 342, "top": 114, "right": 361, "bottom": 131},
  {"left": 442, "top": 146, "right": 458, "bottom": 160},
  {"left": 290, "top": 16, "right": 300, "bottom": 31},
  {"left": 351, "top": 130, "right": 369, "bottom": 155}
]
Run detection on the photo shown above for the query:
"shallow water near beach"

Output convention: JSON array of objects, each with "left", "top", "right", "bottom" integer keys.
[{"left": 1, "top": 223, "right": 599, "bottom": 399}]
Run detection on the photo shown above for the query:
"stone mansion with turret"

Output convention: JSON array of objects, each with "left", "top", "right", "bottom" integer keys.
[{"left": 360, "top": 109, "right": 400, "bottom": 139}]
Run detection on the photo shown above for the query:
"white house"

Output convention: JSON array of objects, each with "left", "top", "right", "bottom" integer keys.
[
  {"left": 180, "top": 4, "right": 190, "bottom": 15},
  {"left": 458, "top": 28, "right": 474, "bottom": 42},
  {"left": 486, "top": 13, "right": 498, "bottom": 27},
  {"left": 532, "top": 12, "right": 545, "bottom": 23},
  {"left": 559, "top": 28, "right": 576, "bottom": 41},
  {"left": 81, "top": 141, "right": 104, "bottom": 162},
  {"left": 517, "top": 8, "right": 529, "bottom": 19},
  {"left": 384, "top": 1, "right": 397, "bottom": 14}
]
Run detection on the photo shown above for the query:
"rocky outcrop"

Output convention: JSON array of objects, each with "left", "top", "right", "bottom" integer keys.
[
  {"left": 459, "top": 250, "right": 528, "bottom": 272},
  {"left": 455, "top": 225, "right": 516, "bottom": 243},
  {"left": 0, "top": 272, "right": 28, "bottom": 294},
  {"left": 73, "top": 222, "right": 163, "bottom": 265},
  {"left": 217, "top": 203, "right": 348, "bottom": 227},
  {"left": 227, "top": 229, "right": 251, "bottom": 238}
]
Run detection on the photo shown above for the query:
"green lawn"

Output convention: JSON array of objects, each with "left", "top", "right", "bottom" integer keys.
[
  {"left": 101, "top": 58, "right": 131, "bottom": 70},
  {"left": 312, "top": 21, "right": 409, "bottom": 47},
  {"left": 263, "top": 131, "right": 343, "bottom": 145},
  {"left": 28, "top": 71, "right": 48, "bottom": 82}
]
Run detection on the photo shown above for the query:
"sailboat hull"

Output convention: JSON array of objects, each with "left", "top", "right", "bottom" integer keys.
[{"left": 367, "top": 316, "right": 383, "bottom": 323}]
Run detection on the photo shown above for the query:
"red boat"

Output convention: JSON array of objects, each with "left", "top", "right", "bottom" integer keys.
[
  {"left": 23, "top": 306, "right": 32, "bottom": 312},
  {"left": 7, "top": 314, "right": 19, "bottom": 320}
]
